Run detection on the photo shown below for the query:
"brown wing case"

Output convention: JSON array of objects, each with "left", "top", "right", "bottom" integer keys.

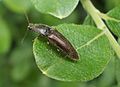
[{"left": 48, "top": 30, "right": 79, "bottom": 61}]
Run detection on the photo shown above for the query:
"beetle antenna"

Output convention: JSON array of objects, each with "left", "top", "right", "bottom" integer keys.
[
  {"left": 24, "top": 11, "right": 30, "bottom": 24},
  {"left": 21, "top": 11, "right": 30, "bottom": 44}
]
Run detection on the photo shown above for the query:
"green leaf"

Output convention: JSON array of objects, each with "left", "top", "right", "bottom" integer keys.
[
  {"left": 37, "top": 75, "right": 51, "bottom": 87},
  {"left": 105, "top": 0, "right": 120, "bottom": 10},
  {"left": 10, "top": 44, "right": 32, "bottom": 82},
  {"left": 52, "top": 80, "right": 81, "bottom": 87},
  {"left": 31, "top": 0, "right": 79, "bottom": 19},
  {"left": 115, "top": 38, "right": 120, "bottom": 84},
  {"left": 96, "top": 57, "right": 115, "bottom": 87},
  {"left": 83, "top": 15, "right": 95, "bottom": 26},
  {"left": 115, "top": 58, "right": 120, "bottom": 85},
  {"left": 41, "top": 10, "right": 79, "bottom": 25},
  {"left": 3, "top": 0, "right": 31, "bottom": 13},
  {"left": 0, "top": 57, "right": 7, "bottom": 87},
  {"left": 0, "top": 18, "right": 11, "bottom": 54},
  {"left": 33, "top": 24, "right": 113, "bottom": 81},
  {"left": 106, "top": 6, "right": 120, "bottom": 37}
]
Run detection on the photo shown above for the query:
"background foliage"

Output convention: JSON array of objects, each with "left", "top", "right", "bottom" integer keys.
[{"left": 0, "top": 0, "right": 120, "bottom": 87}]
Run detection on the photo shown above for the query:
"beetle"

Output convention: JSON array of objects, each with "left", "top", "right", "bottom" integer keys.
[{"left": 28, "top": 23, "right": 79, "bottom": 61}]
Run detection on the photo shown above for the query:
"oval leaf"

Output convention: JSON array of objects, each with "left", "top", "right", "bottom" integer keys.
[
  {"left": 3, "top": 0, "right": 31, "bottom": 13},
  {"left": 0, "top": 18, "right": 11, "bottom": 54},
  {"left": 33, "top": 24, "right": 113, "bottom": 81},
  {"left": 31, "top": 0, "right": 79, "bottom": 19},
  {"left": 106, "top": 6, "right": 120, "bottom": 37}
]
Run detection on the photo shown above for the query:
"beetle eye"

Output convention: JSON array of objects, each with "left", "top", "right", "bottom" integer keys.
[
  {"left": 28, "top": 25, "right": 32, "bottom": 30},
  {"left": 28, "top": 23, "right": 34, "bottom": 30}
]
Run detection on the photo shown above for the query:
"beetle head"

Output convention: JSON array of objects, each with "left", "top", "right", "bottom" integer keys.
[{"left": 28, "top": 23, "right": 51, "bottom": 36}]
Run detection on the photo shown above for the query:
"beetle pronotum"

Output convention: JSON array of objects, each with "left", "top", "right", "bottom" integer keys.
[{"left": 28, "top": 23, "right": 79, "bottom": 61}]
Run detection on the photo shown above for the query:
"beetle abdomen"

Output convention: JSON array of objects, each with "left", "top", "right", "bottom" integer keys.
[{"left": 48, "top": 30, "right": 79, "bottom": 61}]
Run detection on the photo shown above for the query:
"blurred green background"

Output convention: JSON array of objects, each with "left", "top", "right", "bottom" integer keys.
[{"left": 0, "top": 0, "right": 120, "bottom": 87}]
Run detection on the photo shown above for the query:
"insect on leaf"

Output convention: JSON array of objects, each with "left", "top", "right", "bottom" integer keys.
[{"left": 33, "top": 24, "right": 113, "bottom": 81}]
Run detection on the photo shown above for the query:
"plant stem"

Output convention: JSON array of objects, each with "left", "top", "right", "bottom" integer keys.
[{"left": 80, "top": 0, "right": 120, "bottom": 58}]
